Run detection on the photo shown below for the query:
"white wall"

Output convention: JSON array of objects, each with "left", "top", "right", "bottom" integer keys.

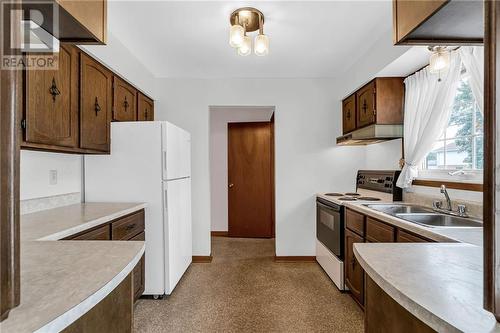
[
  {"left": 20, "top": 151, "right": 82, "bottom": 200},
  {"left": 365, "top": 139, "right": 403, "bottom": 170},
  {"left": 209, "top": 106, "right": 275, "bottom": 232},
  {"left": 155, "top": 78, "right": 367, "bottom": 256}
]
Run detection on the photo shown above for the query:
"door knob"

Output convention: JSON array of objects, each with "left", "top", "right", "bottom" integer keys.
[{"left": 229, "top": 183, "right": 234, "bottom": 188}]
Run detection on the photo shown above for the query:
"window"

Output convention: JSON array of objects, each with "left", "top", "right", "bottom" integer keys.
[{"left": 422, "top": 75, "right": 483, "bottom": 175}]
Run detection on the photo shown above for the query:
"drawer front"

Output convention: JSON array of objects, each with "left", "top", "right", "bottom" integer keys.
[
  {"left": 366, "top": 217, "right": 395, "bottom": 243},
  {"left": 131, "top": 232, "right": 145, "bottom": 301},
  {"left": 345, "top": 209, "right": 365, "bottom": 236},
  {"left": 397, "top": 229, "right": 429, "bottom": 243},
  {"left": 111, "top": 210, "right": 145, "bottom": 240},
  {"left": 68, "top": 224, "right": 110, "bottom": 240}
]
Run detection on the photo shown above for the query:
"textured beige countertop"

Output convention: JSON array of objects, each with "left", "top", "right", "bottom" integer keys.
[
  {"left": 0, "top": 203, "right": 147, "bottom": 333},
  {"left": 316, "top": 193, "right": 483, "bottom": 246},
  {"left": 354, "top": 243, "right": 499, "bottom": 333}
]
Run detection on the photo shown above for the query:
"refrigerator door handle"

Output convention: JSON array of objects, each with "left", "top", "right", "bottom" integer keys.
[{"left": 163, "top": 151, "right": 167, "bottom": 174}]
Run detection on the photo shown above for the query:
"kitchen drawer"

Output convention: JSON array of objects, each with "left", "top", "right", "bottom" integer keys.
[
  {"left": 111, "top": 210, "right": 145, "bottom": 240},
  {"left": 366, "top": 217, "right": 395, "bottom": 243},
  {"left": 397, "top": 229, "right": 430, "bottom": 243},
  {"left": 345, "top": 209, "right": 365, "bottom": 236},
  {"left": 65, "top": 224, "right": 111, "bottom": 240},
  {"left": 130, "top": 231, "right": 145, "bottom": 301}
]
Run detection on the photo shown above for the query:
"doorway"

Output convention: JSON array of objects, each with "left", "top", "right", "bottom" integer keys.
[
  {"left": 228, "top": 121, "right": 274, "bottom": 238},
  {"left": 208, "top": 106, "right": 275, "bottom": 239}
]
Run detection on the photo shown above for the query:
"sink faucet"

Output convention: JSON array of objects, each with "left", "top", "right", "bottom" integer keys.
[{"left": 440, "top": 185, "right": 452, "bottom": 211}]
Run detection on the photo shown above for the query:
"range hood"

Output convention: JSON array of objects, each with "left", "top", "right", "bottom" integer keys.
[{"left": 336, "top": 124, "right": 403, "bottom": 146}]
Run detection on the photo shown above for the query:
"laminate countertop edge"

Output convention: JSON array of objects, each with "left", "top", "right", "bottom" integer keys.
[{"left": 37, "top": 243, "right": 146, "bottom": 333}]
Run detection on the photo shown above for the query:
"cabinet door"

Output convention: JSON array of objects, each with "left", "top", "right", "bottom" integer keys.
[
  {"left": 131, "top": 232, "right": 145, "bottom": 302},
  {"left": 25, "top": 44, "right": 79, "bottom": 148},
  {"left": 345, "top": 228, "right": 364, "bottom": 306},
  {"left": 113, "top": 77, "right": 137, "bottom": 121},
  {"left": 342, "top": 94, "right": 356, "bottom": 134},
  {"left": 356, "top": 81, "right": 376, "bottom": 128},
  {"left": 137, "top": 93, "right": 154, "bottom": 121},
  {"left": 80, "top": 54, "right": 112, "bottom": 152}
]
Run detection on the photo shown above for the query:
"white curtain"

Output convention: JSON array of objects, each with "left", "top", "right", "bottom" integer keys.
[
  {"left": 459, "top": 46, "right": 484, "bottom": 112},
  {"left": 396, "top": 51, "right": 462, "bottom": 189}
]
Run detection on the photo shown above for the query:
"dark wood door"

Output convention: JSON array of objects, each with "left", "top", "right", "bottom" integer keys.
[
  {"left": 345, "top": 228, "right": 364, "bottom": 306},
  {"left": 342, "top": 94, "right": 356, "bottom": 134},
  {"left": 130, "top": 232, "right": 145, "bottom": 301},
  {"left": 80, "top": 54, "right": 112, "bottom": 152},
  {"left": 228, "top": 122, "right": 273, "bottom": 238},
  {"left": 357, "top": 81, "right": 376, "bottom": 128},
  {"left": 137, "top": 92, "right": 154, "bottom": 121},
  {"left": 25, "top": 44, "right": 79, "bottom": 148},
  {"left": 113, "top": 77, "right": 137, "bottom": 121}
]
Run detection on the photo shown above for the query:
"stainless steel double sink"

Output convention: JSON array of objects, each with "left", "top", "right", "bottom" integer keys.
[{"left": 364, "top": 204, "right": 483, "bottom": 228}]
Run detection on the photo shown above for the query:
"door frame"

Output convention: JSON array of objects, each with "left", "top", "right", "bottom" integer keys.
[{"left": 227, "top": 117, "right": 275, "bottom": 238}]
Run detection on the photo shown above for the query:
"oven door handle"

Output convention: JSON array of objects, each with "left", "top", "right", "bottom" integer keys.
[{"left": 317, "top": 201, "right": 340, "bottom": 212}]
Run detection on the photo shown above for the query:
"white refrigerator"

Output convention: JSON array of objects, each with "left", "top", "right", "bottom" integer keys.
[{"left": 84, "top": 121, "right": 192, "bottom": 297}]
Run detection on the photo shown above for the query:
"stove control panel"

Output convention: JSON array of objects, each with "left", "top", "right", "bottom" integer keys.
[{"left": 356, "top": 170, "right": 402, "bottom": 201}]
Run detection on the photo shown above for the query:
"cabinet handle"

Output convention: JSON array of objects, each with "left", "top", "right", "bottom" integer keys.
[
  {"left": 94, "top": 97, "right": 101, "bottom": 116},
  {"left": 346, "top": 110, "right": 351, "bottom": 120},
  {"left": 351, "top": 257, "right": 356, "bottom": 270},
  {"left": 125, "top": 224, "right": 136, "bottom": 231},
  {"left": 49, "top": 77, "right": 61, "bottom": 102},
  {"left": 144, "top": 109, "right": 148, "bottom": 119},
  {"left": 362, "top": 100, "right": 367, "bottom": 114},
  {"left": 123, "top": 96, "right": 129, "bottom": 111}
]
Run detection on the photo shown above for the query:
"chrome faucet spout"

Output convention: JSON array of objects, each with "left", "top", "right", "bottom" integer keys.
[{"left": 440, "top": 185, "right": 452, "bottom": 211}]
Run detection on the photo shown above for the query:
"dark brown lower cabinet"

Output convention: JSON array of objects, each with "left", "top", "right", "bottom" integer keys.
[
  {"left": 63, "top": 274, "right": 133, "bottom": 333},
  {"left": 345, "top": 228, "right": 365, "bottom": 307},
  {"left": 131, "top": 232, "right": 145, "bottom": 301},
  {"left": 365, "top": 276, "right": 435, "bottom": 332}
]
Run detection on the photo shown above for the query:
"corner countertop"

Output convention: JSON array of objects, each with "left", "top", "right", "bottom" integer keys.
[
  {"left": 316, "top": 193, "right": 483, "bottom": 246},
  {"left": 0, "top": 202, "right": 147, "bottom": 333},
  {"left": 354, "top": 243, "right": 499, "bottom": 333}
]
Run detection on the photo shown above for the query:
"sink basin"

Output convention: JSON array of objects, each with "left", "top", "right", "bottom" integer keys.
[
  {"left": 395, "top": 213, "right": 483, "bottom": 228},
  {"left": 365, "top": 204, "right": 434, "bottom": 215}
]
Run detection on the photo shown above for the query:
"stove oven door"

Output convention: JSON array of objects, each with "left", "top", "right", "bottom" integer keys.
[{"left": 316, "top": 199, "right": 344, "bottom": 259}]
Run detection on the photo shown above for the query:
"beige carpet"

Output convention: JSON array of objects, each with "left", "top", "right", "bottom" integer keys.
[{"left": 134, "top": 237, "right": 364, "bottom": 332}]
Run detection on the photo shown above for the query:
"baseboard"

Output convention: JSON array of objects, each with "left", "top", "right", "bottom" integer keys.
[
  {"left": 274, "top": 256, "right": 316, "bottom": 263},
  {"left": 211, "top": 231, "right": 229, "bottom": 237},
  {"left": 192, "top": 255, "right": 213, "bottom": 263}
]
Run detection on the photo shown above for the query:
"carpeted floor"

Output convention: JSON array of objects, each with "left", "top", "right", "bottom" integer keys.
[{"left": 134, "top": 237, "right": 364, "bottom": 332}]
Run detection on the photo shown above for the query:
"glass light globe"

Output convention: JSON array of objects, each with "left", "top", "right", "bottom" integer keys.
[
  {"left": 429, "top": 48, "right": 450, "bottom": 74},
  {"left": 229, "top": 24, "right": 245, "bottom": 48},
  {"left": 237, "top": 35, "right": 252, "bottom": 56},
  {"left": 254, "top": 34, "right": 269, "bottom": 56}
]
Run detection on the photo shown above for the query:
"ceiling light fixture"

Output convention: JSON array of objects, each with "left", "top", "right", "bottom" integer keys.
[
  {"left": 428, "top": 46, "right": 451, "bottom": 81},
  {"left": 229, "top": 7, "right": 269, "bottom": 56}
]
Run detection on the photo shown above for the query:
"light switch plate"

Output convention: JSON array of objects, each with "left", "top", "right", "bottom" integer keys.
[{"left": 49, "top": 170, "right": 57, "bottom": 185}]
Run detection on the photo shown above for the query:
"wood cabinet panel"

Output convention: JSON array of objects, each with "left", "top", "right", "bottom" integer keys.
[
  {"left": 397, "top": 230, "right": 429, "bottom": 243},
  {"left": 130, "top": 232, "right": 145, "bottom": 302},
  {"left": 25, "top": 44, "right": 79, "bottom": 148},
  {"left": 113, "top": 77, "right": 137, "bottom": 122},
  {"left": 345, "top": 208, "right": 365, "bottom": 237},
  {"left": 63, "top": 274, "right": 133, "bottom": 333},
  {"left": 356, "top": 81, "right": 376, "bottom": 128},
  {"left": 111, "top": 210, "right": 145, "bottom": 241},
  {"left": 57, "top": 0, "right": 107, "bottom": 44},
  {"left": 345, "top": 228, "right": 364, "bottom": 307},
  {"left": 342, "top": 94, "right": 356, "bottom": 134},
  {"left": 365, "top": 276, "right": 435, "bottom": 332},
  {"left": 66, "top": 225, "right": 111, "bottom": 241},
  {"left": 374, "top": 78, "right": 405, "bottom": 124},
  {"left": 366, "top": 217, "right": 395, "bottom": 243},
  {"left": 80, "top": 53, "right": 112, "bottom": 152},
  {"left": 137, "top": 93, "right": 154, "bottom": 121}
]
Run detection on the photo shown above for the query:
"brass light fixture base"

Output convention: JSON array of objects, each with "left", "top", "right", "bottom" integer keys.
[{"left": 230, "top": 7, "right": 264, "bottom": 32}]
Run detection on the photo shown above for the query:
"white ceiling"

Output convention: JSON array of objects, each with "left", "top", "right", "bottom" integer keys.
[{"left": 108, "top": 1, "right": 393, "bottom": 78}]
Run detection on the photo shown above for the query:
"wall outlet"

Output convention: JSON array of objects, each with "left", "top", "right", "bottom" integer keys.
[{"left": 49, "top": 170, "right": 58, "bottom": 185}]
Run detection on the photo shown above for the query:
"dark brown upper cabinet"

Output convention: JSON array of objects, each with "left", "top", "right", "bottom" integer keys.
[
  {"left": 137, "top": 92, "right": 155, "bottom": 121},
  {"left": 342, "top": 94, "right": 356, "bottom": 134},
  {"left": 24, "top": 44, "right": 79, "bottom": 149},
  {"left": 80, "top": 53, "right": 112, "bottom": 152},
  {"left": 393, "top": 0, "right": 483, "bottom": 45},
  {"left": 21, "top": 0, "right": 107, "bottom": 44},
  {"left": 113, "top": 77, "right": 137, "bottom": 122},
  {"left": 342, "top": 77, "right": 404, "bottom": 134}
]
